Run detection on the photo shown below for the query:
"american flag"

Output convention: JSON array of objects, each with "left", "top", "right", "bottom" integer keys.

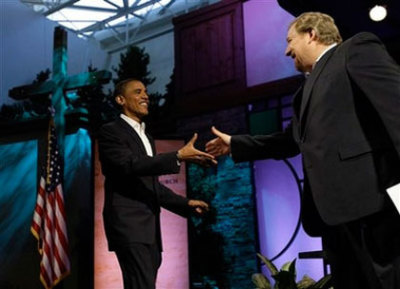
[{"left": 31, "top": 120, "right": 70, "bottom": 289}]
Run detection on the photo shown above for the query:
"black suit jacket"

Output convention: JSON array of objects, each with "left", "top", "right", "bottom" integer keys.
[
  {"left": 231, "top": 32, "right": 400, "bottom": 236},
  {"left": 97, "top": 117, "right": 190, "bottom": 250}
]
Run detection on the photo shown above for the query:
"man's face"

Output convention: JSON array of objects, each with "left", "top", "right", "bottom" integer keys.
[
  {"left": 285, "top": 25, "right": 313, "bottom": 73},
  {"left": 116, "top": 80, "right": 149, "bottom": 122}
]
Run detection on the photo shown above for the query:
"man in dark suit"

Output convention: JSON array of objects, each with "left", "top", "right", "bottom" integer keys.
[
  {"left": 98, "top": 78, "right": 216, "bottom": 289},
  {"left": 206, "top": 12, "right": 400, "bottom": 289}
]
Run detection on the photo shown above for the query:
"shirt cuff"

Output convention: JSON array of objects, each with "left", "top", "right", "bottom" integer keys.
[{"left": 176, "top": 152, "right": 181, "bottom": 166}]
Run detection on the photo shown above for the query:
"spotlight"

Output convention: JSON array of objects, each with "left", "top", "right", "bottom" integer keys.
[{"left": 369, "top": 5, "right": 387, "bottom": 22}]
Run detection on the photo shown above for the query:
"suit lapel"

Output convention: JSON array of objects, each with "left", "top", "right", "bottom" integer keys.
[
  {"left": 299, "top": 46, "right": 336, "bottom": 138},
  {"left": 117, "top": 118, "right": 148, "bottom": 155},
  {"left": 292, "top": 81, "right": 305, "bottom": 119}
]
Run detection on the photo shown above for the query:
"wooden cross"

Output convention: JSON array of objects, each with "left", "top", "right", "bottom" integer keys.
[{"left": 9, "top": 26, "right": 111, "bottom": 152}]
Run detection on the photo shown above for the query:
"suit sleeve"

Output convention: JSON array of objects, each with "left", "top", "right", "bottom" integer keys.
[
  {"left": 98, "top": 124, "right": 180, "bottom": 177},
  {"left": 231, "top": 122, "right": 300, "bottom": 162},
  {"left": 157, "top": 182, "right": 191, "bottom": 217},
  {"left": 346, "top": 32, "right": 400, "bottom": 157}
]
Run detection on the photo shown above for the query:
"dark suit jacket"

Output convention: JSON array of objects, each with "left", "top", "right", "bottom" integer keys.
[
  {"left": 231, "top": 32, "right": 400, "bottom": 236},
  {"left": 97, "top": 117, "right": 190, "bottom": 250}
]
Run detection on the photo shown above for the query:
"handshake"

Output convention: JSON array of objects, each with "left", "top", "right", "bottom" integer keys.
[{"left": 177, "top": 126, "right": 232, "bottom": 167}]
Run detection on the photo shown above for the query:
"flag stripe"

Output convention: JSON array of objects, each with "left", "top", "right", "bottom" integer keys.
[{"left": 31, "top": 121, "right": 70, "bottom": 289}]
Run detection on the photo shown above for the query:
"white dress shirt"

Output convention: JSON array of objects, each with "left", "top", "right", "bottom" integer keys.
[
  {"left": 313, "top": 43, "right": 337, "bottom": 69},
  {"left": 120, "top": 114, "right": 153, "bottom": 157},
  {"left": 304, "top": 43, "right": 337, "bottom": 78}
]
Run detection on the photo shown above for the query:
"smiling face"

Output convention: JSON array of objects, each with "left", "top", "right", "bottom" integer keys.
[
  {"left": 285, "top": 25, "right": 314, "bottom": 73},
  {"left": 115, "top": 80, "right": 149, "bottom": 122}
]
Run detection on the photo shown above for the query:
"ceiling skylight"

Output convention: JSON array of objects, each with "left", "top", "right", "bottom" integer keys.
[
  {"left": 47, "top": 8, "right": 115, "bottom": 22},
  {"left": 20, "top": 0, "right": 220, "bottom": 52},
  {"left": 108, "top": 14, "right": 134, "bottom": 27},
  {"left": 74, "top": 0, "right": 118, "bottom": 9},
  {"left": 21, "top": 0, "right": 176, "bottom": 33}
]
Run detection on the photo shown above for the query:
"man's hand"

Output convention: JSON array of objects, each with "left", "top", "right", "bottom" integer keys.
[
  {"left": 177, "top": 133, "right": 217, "bottom": 166},
  {"left": 205, "top": 126, "right": 232, "bottom": 157},
  {"left": 188, "top": 199, "right": 209, "bottom": 215}
]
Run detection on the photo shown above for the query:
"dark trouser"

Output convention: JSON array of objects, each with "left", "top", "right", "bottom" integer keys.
[
  {"left": 322, "top": 207, "right": 400, "bottom": 289},
  {"left": 115, "top": 243, "right": 161, "bottom": 289}
]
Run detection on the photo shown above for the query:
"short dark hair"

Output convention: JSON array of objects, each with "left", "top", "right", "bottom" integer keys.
[{"left": 113, "top": 78, "right": 141, "bottom": 98}]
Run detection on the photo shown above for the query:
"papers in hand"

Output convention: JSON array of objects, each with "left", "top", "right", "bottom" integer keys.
[{"left": 387, "top": 183, "right": 400, "bottom": 214}]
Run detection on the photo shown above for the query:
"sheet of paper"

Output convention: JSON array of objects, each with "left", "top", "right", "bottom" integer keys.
[{"left": 387, "top": 183, "right": 400, "bottom": 214}]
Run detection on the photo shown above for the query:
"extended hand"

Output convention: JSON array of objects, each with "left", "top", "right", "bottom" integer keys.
[
  {"left": 205, "top": 126, "right": 231, "bottom": 157},
  {"left": 188, "top": 199, "right": 209, "bottom": 215},
  {"left": 177, "top": 133, "right": 217, "bottom": 166}
]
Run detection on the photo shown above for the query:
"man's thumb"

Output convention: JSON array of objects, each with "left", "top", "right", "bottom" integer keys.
[
  {"left": 211, "top": 126, "right": 224, "bottom": 137},
  {"left": 188, "top": 133, "right": 198, "bottom": 145}
]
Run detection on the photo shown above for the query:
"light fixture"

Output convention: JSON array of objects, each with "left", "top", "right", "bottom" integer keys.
[{"left": 369, "top": 5, "right": 387, "bottom": 22}]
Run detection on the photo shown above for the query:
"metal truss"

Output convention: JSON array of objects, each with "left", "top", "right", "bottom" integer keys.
[{"left": 20, "top": 0, "right": 218, "bottom": 53}]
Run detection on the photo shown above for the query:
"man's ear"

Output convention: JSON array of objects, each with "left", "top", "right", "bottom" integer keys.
[
  {"left": 115, "top": 95, "right": 124, "bottom": 105},
  {"left": 308, "top": 29, "right": 318, "bottom": 42}
]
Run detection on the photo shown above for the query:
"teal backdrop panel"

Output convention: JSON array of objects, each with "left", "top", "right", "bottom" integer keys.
[
  {"left": 0, "top": 140, "right": 39, "bottom": 288},
  {"left": 0, "top": 128, "right": 93, "bottom": 289},
  {"left": 249, "top": 109, "right": 279, "bottom": 135},
  {"left": 188, "top": 156, "right": 258, "bottom": 289}
]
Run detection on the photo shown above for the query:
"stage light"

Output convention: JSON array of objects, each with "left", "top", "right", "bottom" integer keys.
[{"left": 369, "top": 5, "right": 387, "bottom": 22}]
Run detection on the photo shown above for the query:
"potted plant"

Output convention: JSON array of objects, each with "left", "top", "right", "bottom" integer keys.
[{"left": 252, "top": 253, "right": 333, "bottom": 289}]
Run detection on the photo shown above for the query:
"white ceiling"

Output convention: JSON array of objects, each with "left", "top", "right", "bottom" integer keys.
[{"left": 21, "top": 0, "right": 220, "bottom": 53}]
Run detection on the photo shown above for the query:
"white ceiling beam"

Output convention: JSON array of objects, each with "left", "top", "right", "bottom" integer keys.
[
  {"left": 43, "top": 0, "right": 79, "bottom": 16},
  {"left": 103, "top": 0, "right": 121, "bottom": 9},
  {"left": 79, "top": 0, "right": 159, "bottom": 33},
  {"left": 68, "top": 5, "right": 118, "bottom": 13}
]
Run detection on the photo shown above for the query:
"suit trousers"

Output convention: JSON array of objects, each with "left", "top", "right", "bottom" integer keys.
[
  {"left": 322, "top": 205, "right": 400, "bottom": 289},
  {"left": 115, "top": 243, "right": 161, "bottom": 289}
]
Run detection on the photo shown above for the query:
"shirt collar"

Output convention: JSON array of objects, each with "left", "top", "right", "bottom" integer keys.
[
  {"left": 120, "top": 114, "right": 146, "bottom": 133},
  {"left": 313, "top": 43, "right": 337, "bottom": 67}
]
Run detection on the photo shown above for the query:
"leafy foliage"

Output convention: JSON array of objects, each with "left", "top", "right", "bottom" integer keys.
[
  {"left": 252, "top": 253, "right": 333, "bottom": 289},
  {"left": 73, "top": 65, "right": 118, "bottom": 128},
  {"left": 0, "top": 66, "right": 117, "bottom": 128},
  {"left": 1, "top": 45, "right": 176, "bottom": 134},
  {"left": 112, "top": 46, "right": 155, "bottom": 87},
  {"left": 0, "top": 69, "right": 51, "bottom": 121}
]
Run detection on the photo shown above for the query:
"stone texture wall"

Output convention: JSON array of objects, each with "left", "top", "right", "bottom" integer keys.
[{"left": 178, "top": 106, "right": 259, "bottom": 289}]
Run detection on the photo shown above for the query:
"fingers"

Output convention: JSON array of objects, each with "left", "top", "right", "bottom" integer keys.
[
  {"left": 189, "top": 200, "right": 208, "bottom": 208},
  {"left": 211, "top": 126, "right": 223, "bottom": 137},
  {"left": 181, "top": 131, "right": 228, "bottom": 162},
  {"left": 211, "top": 126, "right": 231, "bottom": 146},
  {"left": 199, "top": 201, "right": 209, "bottom": 210},
  {"left": 195, "top": 149, "right": 216, "bottom": 160},
  {"left": 188, "top": 133, "right": 198, "bottom": 145},
  {"left": 205, "top": 147, "right": 217, "bottom": 156},
  {"left": 191, "top": 155, "right": 218, "bottom": 167},
  {"left": 205, "top": 137, "right": 230, "bottom": 157},
  {"left": 189, "top": 200, "right": 209, "bottom": 215},
  {"left": 205, "top": 138, "right": 219, "bottom": 155},
  {"left": 195, "top": 206, "right": 209, "bottom": 214}
]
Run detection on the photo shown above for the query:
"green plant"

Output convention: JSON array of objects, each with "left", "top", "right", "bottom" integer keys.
[
  {"left": 252, "top": 253, "right": 333, "bottom": 289},
  {"left": 0, "top": 69, "right": 51, "bottom": 121},
  {"left": 112, "top": 46, "right": 155, "bottom": 87}
]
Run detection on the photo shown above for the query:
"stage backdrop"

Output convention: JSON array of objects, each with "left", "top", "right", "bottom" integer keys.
[
  {"left": 94, "top": 139, "right": 188, "bottom": 289},
  {"left": 0, "top": 129, "right": 93, "bottom": 289},
  {"left": 249, "top": 94, "right": 324, "bottom": 281}
]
